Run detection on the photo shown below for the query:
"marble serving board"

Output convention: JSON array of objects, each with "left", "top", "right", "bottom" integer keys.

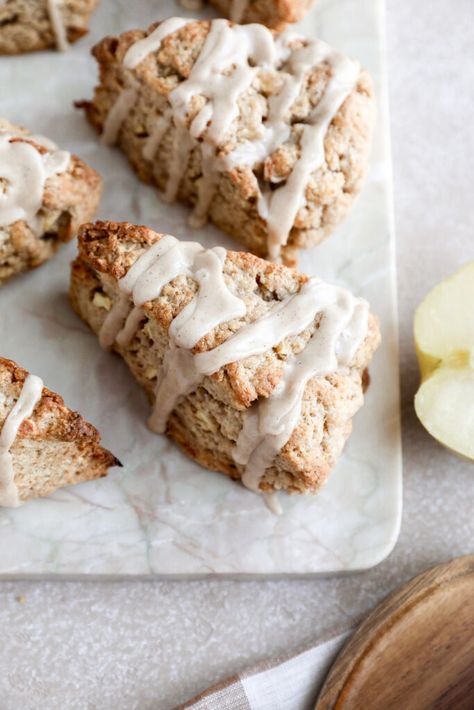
[{"left": 0, "top": 0, "right": 401, "bottom": 576}]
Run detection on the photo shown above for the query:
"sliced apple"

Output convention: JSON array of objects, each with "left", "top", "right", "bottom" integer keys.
[
  {"left": 414, "top": 262, "right": 474, "bottom": 459},
  {"left": 415, "top": 364, "right": 474, "bottom": 459}
]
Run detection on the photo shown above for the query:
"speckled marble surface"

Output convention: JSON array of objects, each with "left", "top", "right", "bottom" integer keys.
[
  {"left": 0, "top": 0, "right": 473, "bottom": 707},
  {"left": 0, "top": 0, "right": 401, "bottom": 576}
]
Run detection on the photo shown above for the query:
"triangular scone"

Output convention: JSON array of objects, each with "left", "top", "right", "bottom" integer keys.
[
  {"left": 70, "top": 221, "right": 380, "bottom": 497},
  {"left": 0, "top": 357, "right": 119, "bottom": 507},
  {"left": 0, "top": 0, "right": 100, "bottom": 54},
  {"left": 208, "top": 0, "right": 315, "bottom": 30},
  {"left": 0, "top": 119, "right": 101, "bottom": 286},
  {"left": 81, "top": 18, "right": 374, "bottom": 266}
]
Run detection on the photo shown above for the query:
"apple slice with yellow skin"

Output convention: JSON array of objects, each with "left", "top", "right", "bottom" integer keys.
[{"left": 414, "top": 262, "right": 474, "bottom": 459}]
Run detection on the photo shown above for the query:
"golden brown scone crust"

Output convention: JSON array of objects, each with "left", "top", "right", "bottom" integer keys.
[
  {"left": 0, "top": 120, "right": 102, "bottom": 286},
  {"left": 0, "top": 357, "right": 119, "bottom": 504},
  {"left": 70, "top": 220, "right": 380, "bottom": 495},
  {"left": 81, "top": 19, "right": 375, "bottom": 266},
  {"left": 0, "top": 0, "right": 100, "bottom": 54},
  {"left": 210, "top": 0, "right": 316, "bottom": 30}
]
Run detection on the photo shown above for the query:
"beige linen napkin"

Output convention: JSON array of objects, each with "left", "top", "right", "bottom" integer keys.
[{"left": 173, "top": 628, "right": 351, "bottom": 710}]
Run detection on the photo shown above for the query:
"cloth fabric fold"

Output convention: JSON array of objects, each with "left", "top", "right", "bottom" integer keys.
[{"left": 174, "top": 628, "right": 351, "bottom": 710}]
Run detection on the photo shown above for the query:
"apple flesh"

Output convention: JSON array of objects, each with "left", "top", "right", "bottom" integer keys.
[{"left": 414, "top": 262, "right": 474, "bottom": 460}]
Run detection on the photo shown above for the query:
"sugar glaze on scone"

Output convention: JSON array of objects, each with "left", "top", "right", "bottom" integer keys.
[
  {"left": 0, "top": 358, "right": 119, "bottom": 507},
  {"left": 0, "top": 0, "right": 100, "bottom": 54},
  {"left": 82, "top": 18, "right": 374, "bottom": 266},
  {"left": 0, "top": 119, "right": 101, "bottom": 286},
  {"left": 70, "top": 221, "right": 380, "bottom": 509}
]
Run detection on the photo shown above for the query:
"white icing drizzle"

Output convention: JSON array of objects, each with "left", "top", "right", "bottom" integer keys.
[
  {"left": 0, "top": 128, "right": 70, "bottom": 233},
  {"left": 101, "top": 88, "right": 138, "bottom": 146},
  {"left": 168, "top": 246, "right": 245, "bottom": 349},
  {"left": 46, "top": 0, "right": 69, "bottom": 52},
  {"left": 263, "top": 491, "right": 283, "bottom": 516},
  {"left": 169, "top": 20, "right": 275, "bottom": 221},
  {"left": 188, "top": 142, "right": 218, "bottom": 228},
  {"left": 193, "top": 278, "right": 331, "bottom": 375},
  {"left": 0, "top": 374, "right": 43, "bottom": 508},
  {"left": 162, "top": 124, "right": 194, "bottom": 203},
  {"left": 103, "top": 19, "right": 359, "bottom": 260},
  {"left": 261, "top": 51, "right": 360, "bottom": 261},
  {"left": 97, "top": 237, "right": 368, "bottom": 504},
  {"left": 116, "top": 306, "right": 144, "bottom": 348},
  {"left": 98, "top": 237, "right": 246, "bottom": 432},
  {"left": 234, "top": 291, "right": 368, "bottom": 491},
  {"left": 169, "top": 21, "right": 275, "bottom": 144},
  {"left": 123, "top": 18, "right": 191, "bottom": 70},
  {"left": 99, "top": 292, "right": 131, "bottom": 350},
  {"left": 148, "top": 346, "right": 203, "bottom": 434},
  {"left": 142, "top": 113, "right": 171, "bottom": 162}
]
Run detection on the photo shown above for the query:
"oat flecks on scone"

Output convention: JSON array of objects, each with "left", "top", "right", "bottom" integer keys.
[
  {"left": 0, "top": 357, "right": 119, "bottom": 507},
  {"left": 208, "top": 0, "right": 316, "bottom": 30},
  {"left": 0, "top": 119, "right": 102, "bottom": 286},
  {"left": 70, "top": 220, "right": 380, "bottom": 499},
  {"left": 0, "top": 0, "right": 100, "bottom": 54},
  {"left": 81, "top": 18, "right": 374, "bottom": 266}
]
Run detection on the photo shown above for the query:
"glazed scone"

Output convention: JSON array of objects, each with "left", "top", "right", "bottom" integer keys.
[
  {"left": 70, "top": 221, "right": 380, "bottom": 502},
  {"left": 0, "top": 0, "right": 100, "bottom": 54},
  {"left": 80, "top": 18, "right": 375, "bottom": 266},
  {"left": 207, "top": 0, "right": 315, "bottom": 30},
  {"left": 180, "top": 0, "right": 315, "bottom": 30},
  {"left": 0, "top": 357, "right": 119, "bottom": 507},
  {"left": 0, "top": 119, "right": 101, "bottom": 286}
]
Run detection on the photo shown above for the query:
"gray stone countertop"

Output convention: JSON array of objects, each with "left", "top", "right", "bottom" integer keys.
[{"left": 0, "top": 1, "right": 473, "bottom": 708}]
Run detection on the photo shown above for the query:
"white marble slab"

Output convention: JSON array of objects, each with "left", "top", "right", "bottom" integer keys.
[{"left": 0, "top": 0, "right": 401, "bottom": 576}]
